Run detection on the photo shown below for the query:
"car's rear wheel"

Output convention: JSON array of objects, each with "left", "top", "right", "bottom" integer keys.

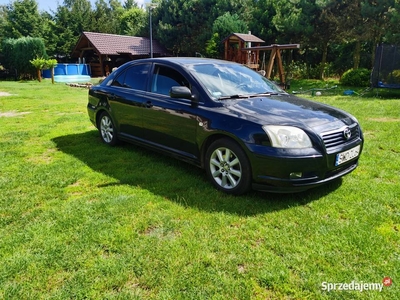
[
  {"left": 205, "top": 138, "right": 252, "bottom": 195},
  {"left": 99, "top": 112, "right": 118, "bottom": 146}
]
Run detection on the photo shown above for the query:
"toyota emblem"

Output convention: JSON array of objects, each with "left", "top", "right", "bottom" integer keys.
[{"left": 343, "top": 127, "right": 351, "bottom": 140}]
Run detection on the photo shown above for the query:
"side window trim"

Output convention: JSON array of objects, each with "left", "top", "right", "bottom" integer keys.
[{"left": 151, "top": 65, "right": 161, "bottom": 93}]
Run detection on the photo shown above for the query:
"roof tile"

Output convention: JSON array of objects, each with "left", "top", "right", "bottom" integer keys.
[{"left": 82, "top": 32, "right": 167, "bottom": 56}]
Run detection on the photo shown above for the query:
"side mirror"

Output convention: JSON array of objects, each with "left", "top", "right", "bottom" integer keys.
[{"left": 170, "top": 86, "right": 193, "bottom": 100}]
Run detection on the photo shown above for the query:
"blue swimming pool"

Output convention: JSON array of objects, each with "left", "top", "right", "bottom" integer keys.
[{"left": 43, "top": 64, "right": 91, "bottom": 82}]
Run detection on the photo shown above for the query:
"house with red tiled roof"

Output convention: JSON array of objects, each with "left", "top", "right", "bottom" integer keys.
[{"left": 72, "top": 32, "right": 169, "bottom": 77}]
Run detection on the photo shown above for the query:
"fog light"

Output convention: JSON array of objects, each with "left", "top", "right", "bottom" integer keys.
[{"left": 290, "top": 172, "right": 303, "bottom": 179}]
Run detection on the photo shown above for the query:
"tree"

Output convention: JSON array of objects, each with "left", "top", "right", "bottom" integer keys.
[
  {"left": 271, "top": 0, "right": 317, "bottom": 44},
  {"left": 155, "top": 0, "right": 188, "bottom": 55},
  {"left": 39, "top": 12, "right": 59, "bottom": 57},
  {"left": 2, "top": 0, "right": 43, "bottom": 39},
  {"left": 311, "top": 0, "right": 345, "bottom": 78},
  {"left": 360, "top": 0, "right": 397, "bottom": 66},
  {"left": 154, "top": 0, "right": 249, "bottom": 56},
  {"left": 1, "top": 0, "right": 400, "bottom": 81},
  {"left": 45, "top": 58, "right": 58, "bottom": 84},
  {"left": 120, "top": 7, "right": 146, "bottom": 36},
  {"left": 205, "top": 33, "right": 219, "bottom": 58},
  {"left": 123, "top": 0, "right": 139, "bottom": 9},
  {"left": 30, "top": 57, "right": 47, "bottom": 82},
  {"left": 93, "top": 0, "right": 124, "bottom": 34},
  {"left": 62, "top": 0, "right": 95, "bottom": 33},
  {"left": 0, "top": 6, "right": 7, "bottom": 42},
  {"left": 206, "top": 12, "right": 248, "bottom": 58},
  {"left": 267, "top": 0, "right": 325, "bottom": 77},
  {"left": 52, "top": 0, "right": 95, "bottom": 60},
  {"left": 51, "top": 6, "right": 77, "bottom": 59},
  {"left": 244, "top": 0, "right": 277, "bottom": 44}
]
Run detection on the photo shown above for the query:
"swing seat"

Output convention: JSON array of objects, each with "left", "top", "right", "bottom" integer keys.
[{"left": 246, "top": 63, "right": 259, "bottom": 69}]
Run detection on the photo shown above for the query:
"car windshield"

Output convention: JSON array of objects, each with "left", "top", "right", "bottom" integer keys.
[{"left": 188, "top": 63, "right": 285, "bottom": 100}]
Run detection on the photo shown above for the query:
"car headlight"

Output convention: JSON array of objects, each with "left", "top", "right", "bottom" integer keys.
[{"left": 262, "top": 125, "right": 312, "bottom": 148}]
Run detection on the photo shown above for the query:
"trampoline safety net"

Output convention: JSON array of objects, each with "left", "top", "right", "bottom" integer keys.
[{"left": 371, "top": 44, "right": 400, "bottom": 88}]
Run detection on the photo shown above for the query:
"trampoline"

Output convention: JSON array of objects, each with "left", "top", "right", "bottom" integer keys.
[{"left": 371, "top": 44, "right": 400, "bottom": 89}]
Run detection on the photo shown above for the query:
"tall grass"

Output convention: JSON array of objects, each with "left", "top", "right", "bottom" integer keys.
[{"left": 0, "top": 79, "right": 399, "bottom": 299}]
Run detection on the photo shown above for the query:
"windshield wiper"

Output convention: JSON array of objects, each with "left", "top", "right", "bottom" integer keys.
[
  {"left": 248, "top": 92, "right": 280, "bottom": 97},
  {"left": 218, "top": 94, "right": 249, "bottom": 100},
  {"left": 218, "top": 92, "right": 285, "bottom": 100}
]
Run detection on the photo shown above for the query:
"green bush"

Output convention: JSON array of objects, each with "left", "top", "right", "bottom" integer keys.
[
  {"left": 390, "top": 70, "right": 400, "bottom": 83},
  {"left": 287, "top": 62, "right": 338, "bottom": 80},
  {"left": 2, "top": 37, "right": 47, "bottom": 79},
  {"left": 340, "top": 68, "right": 370, "bottom": 86}
]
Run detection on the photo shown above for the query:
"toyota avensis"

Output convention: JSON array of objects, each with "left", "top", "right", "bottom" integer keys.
[{"left": 87, "top": 58, "right": 363, "bottom": 194}]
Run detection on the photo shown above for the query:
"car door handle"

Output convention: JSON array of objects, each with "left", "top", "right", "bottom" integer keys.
[{"left": 145, "top": 101, "right": 153, "bottom": 108}]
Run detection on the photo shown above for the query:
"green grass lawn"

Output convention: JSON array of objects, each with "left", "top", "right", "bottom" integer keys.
[{"left": 0, "top": 79, "right": 399, "bottom": 299}]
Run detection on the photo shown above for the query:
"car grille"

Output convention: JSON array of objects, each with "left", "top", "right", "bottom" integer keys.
[{"left": 321, "top": 124, "right": 360, "bottom": 151}]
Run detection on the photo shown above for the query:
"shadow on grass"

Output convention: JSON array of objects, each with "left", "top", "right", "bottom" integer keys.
[
  {"left": 362, "top": 87, "right": 400, "bottom": 99},
  {"left": 52, "top": 131, "right": 343, "bottom": 216}
]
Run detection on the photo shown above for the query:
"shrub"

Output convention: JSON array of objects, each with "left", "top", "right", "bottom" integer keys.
[
  {"left": 340, "top": 68, "right": 370, "bottom": 86},
  {"left": 390, "top": 70, "right": 400, "bottom": 83},
  {"left": 287, "top": 62, "right": 338, "bottom": 80},
  {"left": 30, "top": 57, "right": 47, "bottom": 82},
  {"left": 2, "top": 37, "right": 47, "bottom": 80},
  {"left": 30, "top": 58, "right": 58, "bottom": 83}
]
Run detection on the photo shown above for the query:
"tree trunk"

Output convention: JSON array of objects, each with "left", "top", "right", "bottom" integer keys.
[
  {"left": 371, "top": 43, "right": 376, "bottom": 69},
  {"left": 353, "top": 40, "right": 361, "bottom": 69},
  {"left": 320, "top": 41, "right": 328, "bottom": 79},
  {"left": 371, "top": 38, "right": 381, "bottom": 69},
  {"left": 37, "top": 69, "right": 42, "bottom": 82},
  {"left": 51, "top": 68, "right": 55, "bottom": 84}
]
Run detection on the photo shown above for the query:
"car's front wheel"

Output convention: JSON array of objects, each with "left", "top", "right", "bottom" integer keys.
[
  {"left": 99, "top": 112, "right": 118, "bottom": 146},
  {"left": 205, "top": 138, "right": 252, "bottom": 195}
]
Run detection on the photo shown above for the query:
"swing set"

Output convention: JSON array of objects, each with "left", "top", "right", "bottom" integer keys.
[{"left": 223, "top": 33, "right": 300, "bottom": 88}]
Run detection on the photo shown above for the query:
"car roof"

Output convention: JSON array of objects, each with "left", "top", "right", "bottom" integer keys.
[{"left": 131, "top": 57, "right": 238, "bottom": 67}]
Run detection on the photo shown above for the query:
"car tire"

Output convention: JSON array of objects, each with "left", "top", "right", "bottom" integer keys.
[
  {"left": 205, "top": 138, "right": 252, "bottom": 195},
  {"left": 99, "top": 111, "right": 118, "bottom": 146}
]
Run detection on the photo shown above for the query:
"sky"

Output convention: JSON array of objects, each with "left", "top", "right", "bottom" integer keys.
[{"left": 0, "top": 0, "right": 149, "bottom": 12}]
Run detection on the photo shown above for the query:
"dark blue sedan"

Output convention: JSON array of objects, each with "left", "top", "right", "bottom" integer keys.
[{"left": 87, "top": 58, "right": 363, "bottom": 194}]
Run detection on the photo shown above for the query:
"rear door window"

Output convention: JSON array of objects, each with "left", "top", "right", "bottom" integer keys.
[{"left": 112, "top": 64, "right": 150, "bottom": 90}]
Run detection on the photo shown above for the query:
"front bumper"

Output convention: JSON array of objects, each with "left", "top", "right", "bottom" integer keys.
[
  {"left": 252, "top": 160, "right": 358, "bottom": 193},
  {"left": 246, "top": 141, "right": 363, "bottom": 193}
]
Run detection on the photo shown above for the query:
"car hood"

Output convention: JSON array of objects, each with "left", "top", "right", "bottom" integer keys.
[{"left": 223, "top": 94, "right": 355, "bottom": 132}]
